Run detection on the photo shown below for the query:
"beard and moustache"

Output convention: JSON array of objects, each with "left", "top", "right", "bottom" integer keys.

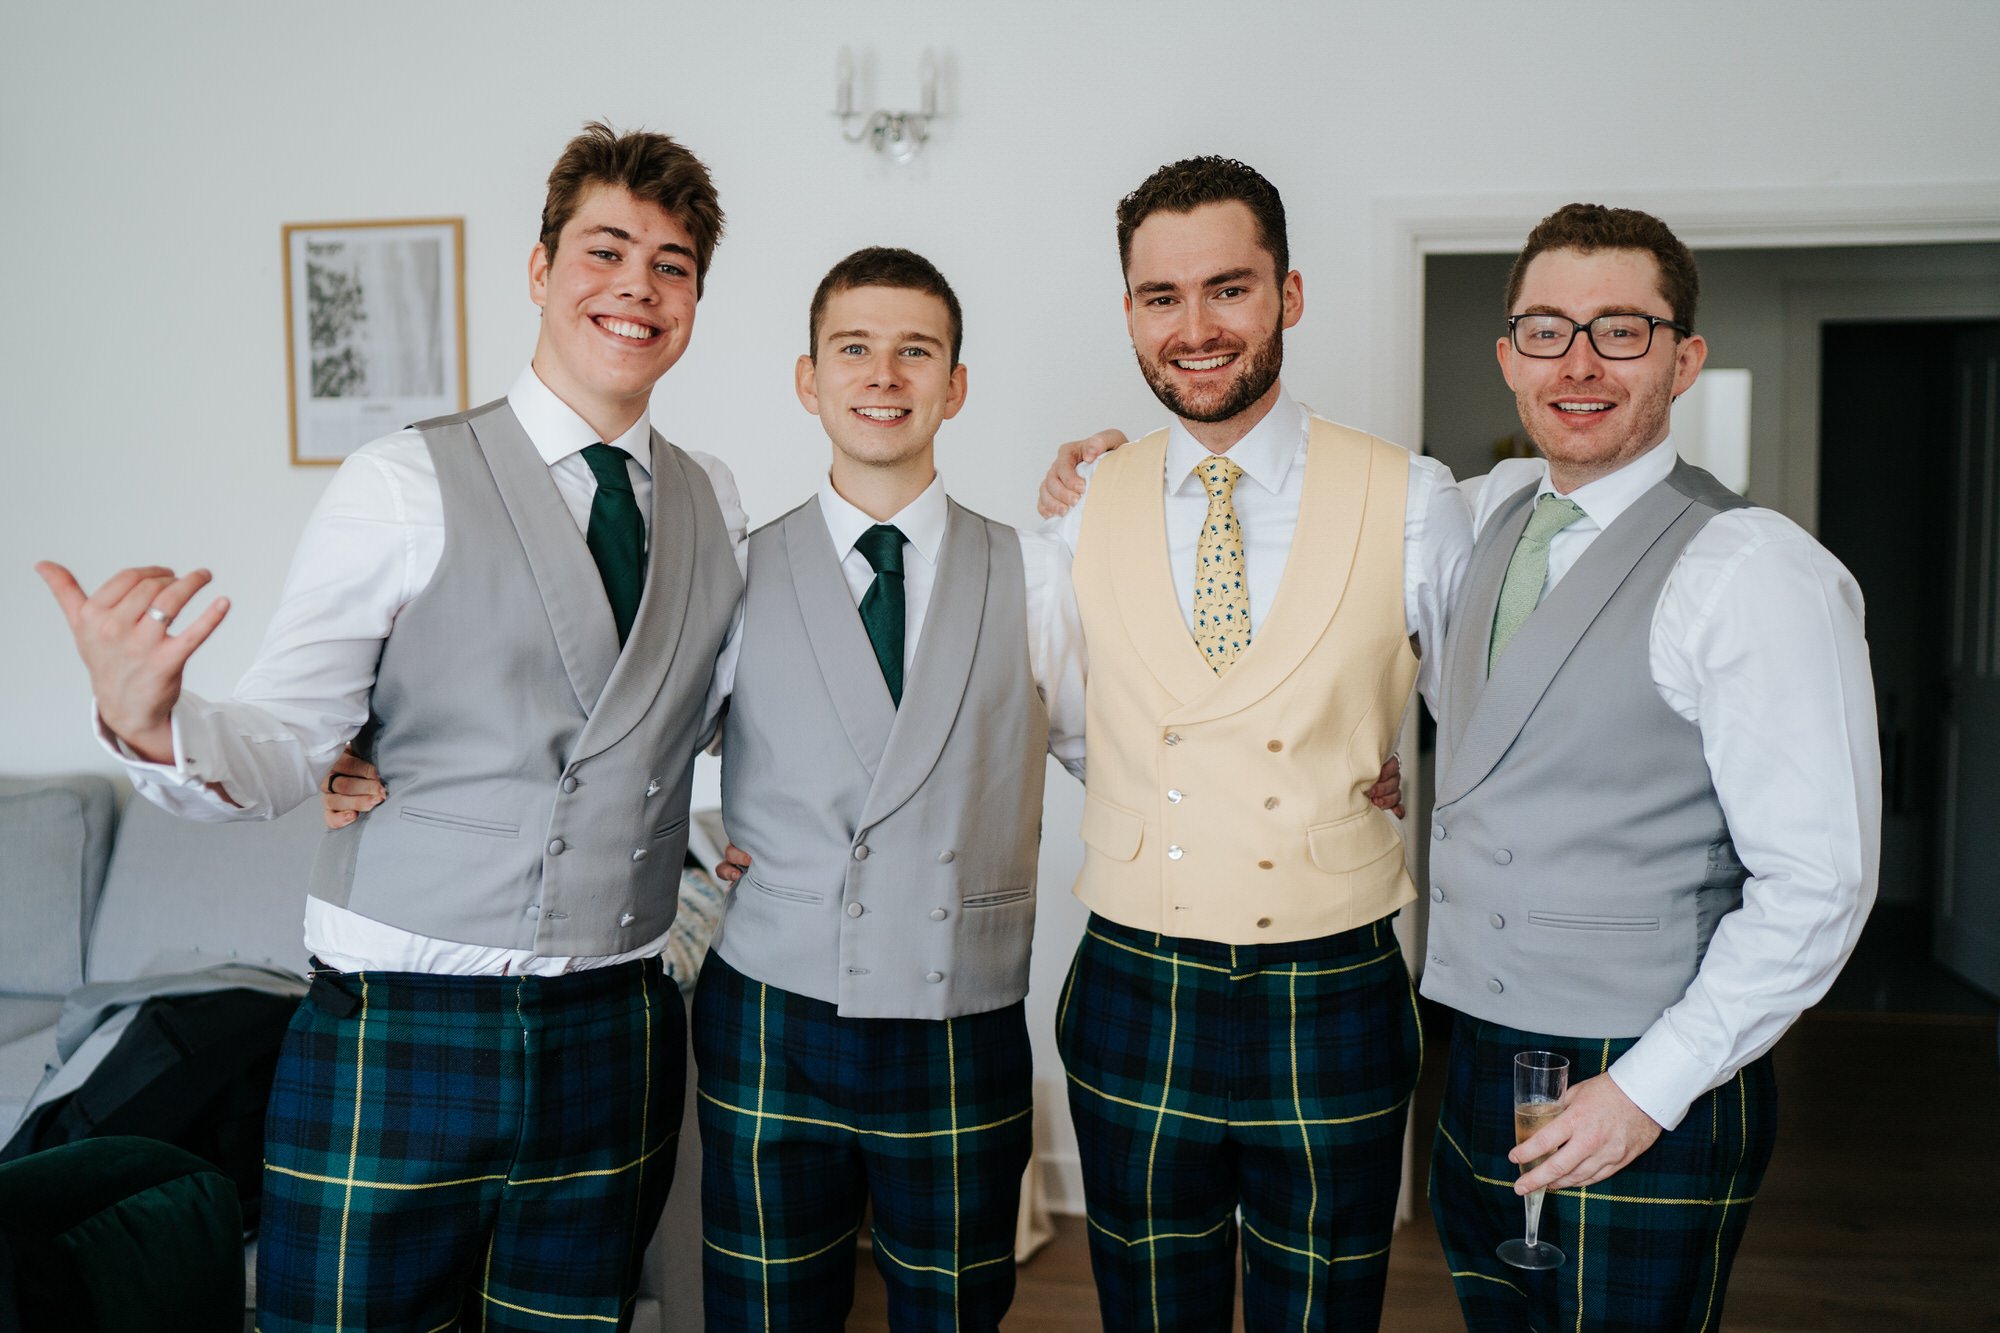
[{"left": 1135, "top": 313, "right": 1285, "bottom": 424}]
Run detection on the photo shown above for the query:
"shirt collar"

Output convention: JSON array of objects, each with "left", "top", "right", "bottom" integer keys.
[
  {"left": 1536, "top": 434, "right": 1678, "bottom": 531},
  {"left": 816, "top": 471, "right": 948, "bottom": 569},
  {"left": 507, "top": 364, "right": 655, "bottom": 475},
  {"left": 1164, "top": 383, "right": 1305, "bottom": 496}
]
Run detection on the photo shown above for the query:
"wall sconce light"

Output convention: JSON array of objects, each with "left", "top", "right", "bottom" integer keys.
[{"left": 834, "top": 48, "right": 941, "bottom": 165}]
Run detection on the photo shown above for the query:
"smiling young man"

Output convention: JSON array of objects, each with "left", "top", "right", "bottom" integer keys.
[
  {"left": 690, "top": 247, "right": 1086, "bottom": 1332},
  {"left": 1040, "top": 157, "right": 1470, "bottom": 1331},
  {"left": 1423, "top": 203, "right": 1878, "bottom": 1331},
  {"left": 36, "top": 123, "right": 746, "bottom": 1329}
]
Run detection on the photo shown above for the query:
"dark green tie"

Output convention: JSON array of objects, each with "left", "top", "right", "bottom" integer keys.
[
  {"left": 854, "top": 523, "right": 907, "bottom": 706},
  {"left": 580, "top": 443, "right": 645, "bottom": 645}
]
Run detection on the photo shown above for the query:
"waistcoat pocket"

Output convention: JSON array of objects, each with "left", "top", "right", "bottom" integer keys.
[
  {"left": 1527, "top": 912, "right": 1660, "bottom": 932},
  {"left": 1080, "top": 793, "right": 1144, "bottom": 862},
  {"left": 749, "top": 877, "right": 825, "bottom": 905},
  {"left": 963, "top": 887, "right": 1032, "bottom": 909},
  {"left": 398, "top": 806, "right": 520, "bottom": 838},
  {"left": 1306, "top": 808, "right": 1402, "bottom": 874}
]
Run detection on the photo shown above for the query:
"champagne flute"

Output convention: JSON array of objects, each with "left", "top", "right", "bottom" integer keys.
[{"left": 1496, "top": 1050, "right": 1568, "bottom": 1270}]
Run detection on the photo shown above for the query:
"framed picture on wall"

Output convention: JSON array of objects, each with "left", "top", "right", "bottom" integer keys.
[{"left": 282, "top": 217, "right": 468, "bottom": 465}]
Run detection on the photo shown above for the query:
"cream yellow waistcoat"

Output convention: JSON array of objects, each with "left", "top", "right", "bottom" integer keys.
[{"left": 1071, "top": 418, "right": 1417, "bottom": 944}]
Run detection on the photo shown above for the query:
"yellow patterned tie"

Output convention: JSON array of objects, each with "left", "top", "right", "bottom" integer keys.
[{"left": 1192, "top": 456, "right": 1251, "bottom": 673}]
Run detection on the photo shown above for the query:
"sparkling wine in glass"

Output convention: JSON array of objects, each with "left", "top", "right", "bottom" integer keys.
[{"left": 1496, "top": 1050, "right": 1568, "bottom": 1270}]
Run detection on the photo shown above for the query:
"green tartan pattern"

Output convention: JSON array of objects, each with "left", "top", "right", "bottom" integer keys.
[
  {"left": 256, "top": 960, "right": 682, "bottom": 1332},
  {"left": 1430, "top": 1015, "right": 1775, "bottom": 1333},
  {"left": 1055, "top": 913, "right": 1421, "bottom": 1331},
  {"left": 691, "top": 953, "right": 1032, "bottom": 1333}
]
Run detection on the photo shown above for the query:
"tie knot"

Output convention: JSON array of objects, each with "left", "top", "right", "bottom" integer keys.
[
  {"left": 1524, "top": 493, "right": 1587, "bottom": 543},
  {"left": 581, "top": 443, "right": 634, "bottom": 494},
  {"left": 855, "top": 524, "right": 906, "bottom": 577},
  {"left": 1197, "top": 456, "right": 1243, "bottom": 500}
]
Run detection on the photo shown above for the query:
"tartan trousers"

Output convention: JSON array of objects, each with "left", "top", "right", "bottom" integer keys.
[
  {"left": 1055, "top": 913, "right": 1422, "bottom": 1332},
  {"left": 1430, "top": 1015, "right": 1776, "bottom": 1333},
  {"left": 256, "top": 959, "right": 683, "bottom": 1333},
  {"left": 692, "top": 953, "right": 1034, "bottom": 1333}
]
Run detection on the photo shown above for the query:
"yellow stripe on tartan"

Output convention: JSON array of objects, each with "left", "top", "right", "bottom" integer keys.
[
  {"left": 754, "top": 982, "right": 772, "bottom": 1331},
  {"left": 334, "top": 974, "right": 370, "bottom": 1333},
  {"left": 1450, "top": 1268, "right": 1527, "bottom": 1298},
  {"left": 1083, "top": 925, "right": 1403, "bottom": 983},
  {"left": 476, "top": 1289, "right": 621, "bottom": 1324},
  {"left": 1435, "top": 1123, "right": 1757, "bottom": 1206},
  {"left": 948, "top": 1017, "right": 962, "bottom": 1327},
  {"left": 696, "top": 1088, "right": 1032, "bottom": 1140},
  {"left": 703, "top": 1223, "right": 859, "bottom": 1267},
  {"left": 1285, "top": 963, "right": 1321, "bottom": 1328},
  {"left": 1697, "top": 1071, "right": 1752, "bottom": 1333},
  {"left": 627, "top": 963, "right": 654, "bottom": 1290},
  {"left": 1240, "top": 1218, "right": 1388, "bottom": 1268},
  {"left": 264, "top": 1130, "right": 676, "bottom": 1192},
  {"left": 481, "top": 1230, "right": 499, "bottom": 1333},
  {"left": 421, "top": 1315, "right": 458, "bottom": 1333},
  {"left": 1086, "top": 1212, "right": 1233, "bottom": 1248},
  {"left": 1144, "top": 953, "right": 1184, "bottom": 1330},
  {"left": 1064, "top": 1070, "right": 1408, "bottom": 1129},
  {"left": 871, "top": 1232, "right": 1014, "bottom": 1277}
]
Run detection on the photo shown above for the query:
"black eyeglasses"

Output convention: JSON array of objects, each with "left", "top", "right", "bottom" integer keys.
[{"left": 1507, "top": 313, "right": 1689, "bottom": 360}]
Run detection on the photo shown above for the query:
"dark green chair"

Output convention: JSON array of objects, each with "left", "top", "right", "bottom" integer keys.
[{"left": 0, "top": 1135, "right": 242, "bottom": 1332}]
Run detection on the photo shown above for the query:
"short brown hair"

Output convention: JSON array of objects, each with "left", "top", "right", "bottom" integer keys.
[
  {"left": 807, "top": 247, "right": 965, "bottom": 366},
  {"left": 540, "top": 121, "right": 725, "bottom": 297},
  {"left": 1506, "top": 203, "right": 1700, "bottom": 331},
  {"left": 1115, "top": 156, "right": 1289, "bottom": 285}
]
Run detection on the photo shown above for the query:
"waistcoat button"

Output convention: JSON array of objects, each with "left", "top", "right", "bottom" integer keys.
[
  {"left": 1431, "top": 886, "right": 1445, "bottom": 903},
  {"left": 631, "top": 848, "right": 647, "bottom": 862},
  {"left": 853, "top": 845, "right": 870, "bottom": 861},
  {"left": 930, "top": 908, "right": 947, "bottom": 921},
  {"left": 560, "top": 775, "right": 578, "bottom": 794},
  {"left": 925, "top": 971, "right": 943, "bottom": 984},
  {"left": 1164, "top": 732, "right": 1182, "bottom": 747},
  {"left": 937, "top": 850, "right": 955, "bottom": 864},
  {"left": 547, "top": 838, "right": 566, "bottom": 855},
  {"left": 1257, "top": 860, "right": 1273, "bottom": 870},
  {"left": 645, "top": 779, "right": 661, "bottom": 797},
  {"left": 1487, "top": 978, "right": 1505, "bottom": 994},
  {"left": 1433, "top": 824, "right": 1447, "bottom": 841},
  {"left": 846, "top": 902, "right": 863, "bottom": 919},
  {"left": 1167, "top": 845, "right": 1185, "bottom": 861},
  {"left": 1167, "top": 789, "right": 1183, "bottom": 804},
  {"left": 1256, "top": 917, "right": 1272, "bottom": 929},
  {"left": 1267, "top": 739, "right": 1283, "bottom": 752},
  {"left": 1489, "top": 913, "right": 1505, "bottom": 929},
  {"left": 1494, "top": 849, "right": 1513, "bottom": 865},
  {"left": 1264, "top": 796, "right": 1279, "bottom": 810}
]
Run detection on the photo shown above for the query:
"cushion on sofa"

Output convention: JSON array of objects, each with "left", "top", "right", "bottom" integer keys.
[
  {"left": 0, "top": 776, "right": 117, "bottom": 997},
  {"left": 86, "top": 798, "right": 324, "bottom": 984}
]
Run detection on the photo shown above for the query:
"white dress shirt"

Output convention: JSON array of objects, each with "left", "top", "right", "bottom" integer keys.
[
  {"left": 1044, "top": 386, "right": 1472, "bottom": 715},
  {"left": 101, "top": 365, "right": 750, "bottom": 976},
  {"left": 1467, "top": 439, "right": 1880, "bottom": 1129},
  {"left": 796, "top": 473, "right": 1088, "bottom": 782}
]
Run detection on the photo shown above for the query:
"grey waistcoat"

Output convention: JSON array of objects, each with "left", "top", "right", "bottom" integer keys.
[
  {"left": 715, "top": 497, "right": 1048, "bottom": 1020},
  {"left": 1420, "top": 460, "right": 1751, "bottom": 1037},
  {"left": 307, "top": 399, "right": 742, "bottom": 956}
]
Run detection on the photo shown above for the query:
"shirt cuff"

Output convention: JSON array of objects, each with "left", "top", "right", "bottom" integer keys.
[
  {"left": 1605, "top": 1018, "right": 1721, "bottom": 1132},
  {"left": 92, "top": 698, "right": 209, "bottom": 787}
]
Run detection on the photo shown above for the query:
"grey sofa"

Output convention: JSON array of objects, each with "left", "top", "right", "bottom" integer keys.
[{"left": 0, "top": 774, "right": 705, "bottom": 1331}]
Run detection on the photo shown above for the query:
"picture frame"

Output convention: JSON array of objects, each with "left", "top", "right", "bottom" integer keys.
[{"left": 282, "top": 217, "right": 468, "bottom": 465}]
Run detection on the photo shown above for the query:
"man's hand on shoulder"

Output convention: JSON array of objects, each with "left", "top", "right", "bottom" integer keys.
[
  {"left": 36, "top": 562, "right": 231, "bottom": 765},
  {"left": 1510, "top": 1071, "right": 1663, "bottom": 1195},
  {"left": 1037, "top": 429, "right": 1127, "bottom": 519}
]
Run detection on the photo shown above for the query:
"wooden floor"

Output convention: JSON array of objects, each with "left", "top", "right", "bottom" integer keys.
[{"left": 851, "top": 1008, "right": 2000, "bottom": 1330}]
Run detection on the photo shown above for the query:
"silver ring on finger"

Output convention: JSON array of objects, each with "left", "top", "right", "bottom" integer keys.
[{"left": 146, "top": 606, "right": 171, "bottom": 625}]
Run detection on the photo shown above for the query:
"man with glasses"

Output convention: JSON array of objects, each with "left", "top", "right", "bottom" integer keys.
[{"left": 1422, "top": 202, "right": 1878, "bottom": 1330}]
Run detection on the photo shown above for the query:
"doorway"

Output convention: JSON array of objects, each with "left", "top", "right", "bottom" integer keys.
[{"left": 1818, "top": 321, "right": 2000, "bottom": 1010}]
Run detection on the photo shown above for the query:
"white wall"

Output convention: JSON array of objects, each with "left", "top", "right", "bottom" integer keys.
[{"left": 8, "top": 0, "right": 2000, "bottom": 1210}]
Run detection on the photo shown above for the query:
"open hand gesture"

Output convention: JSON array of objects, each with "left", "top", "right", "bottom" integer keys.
[{"left": 35, "top": 562, "right": 230, "bottom": 765}]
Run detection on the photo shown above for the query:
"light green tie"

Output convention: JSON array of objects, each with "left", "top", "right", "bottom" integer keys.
[{"left": 1488, "top": 493, "right": 1587, "bottom": 674}]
